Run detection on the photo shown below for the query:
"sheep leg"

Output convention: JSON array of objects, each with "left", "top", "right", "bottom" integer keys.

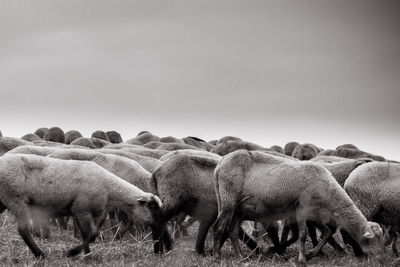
[
  {"left": 73, "top": 217, "right": 80, "bottom": 239},
  {"left": 307, "top": 221, "right": 319, "bottom": 247},
  {"left": 0, "top": 201, "right": 6, "bottom": 213},
  {"left": 239, "top": 227, "right": 260, "bottom": 253},
  {"left": 213, "top": 211, "right": 232, "bottom": 259},
  {"left": 229, "top": 220, "right": 242, "bottom": 258},
  {"left": 57, "top": 217, "right": 69, "bottom": 230},
  {"left": 264, "top": 222, "right": 283, "bottom": 254},
  {"left": 195, "top": 219, "right": 214, "bottom": 254},
  {"left": 340, "top": 229, "right": 365, "bottom": 257},
  {"left": 16, "top": 212, "right": 45, "bottom": 258},
  {"left": 280, "top": 217, "right": 299, "bottom": 251},
  {"left": 305, "top": 224, "right": 331, "bottom": 260},
  {"left": 252, "top": 221, "right": 260, "bottom": 238},
  {"left": 297, "top": 216, "right": 307, "bottom": 267},
  {"left": 393, "top": 232, "right": 398, "bottom": 256},
  {"left": 67, "top": 213, "right": 98, "bottom": 257}
]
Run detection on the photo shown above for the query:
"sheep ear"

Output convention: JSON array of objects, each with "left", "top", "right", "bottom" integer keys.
[
  {"left": 137, "top": 196, "right": 147, "bottom": 204},
  {"left": 364, "top": 229, "right": 375, "bottom": 239}
]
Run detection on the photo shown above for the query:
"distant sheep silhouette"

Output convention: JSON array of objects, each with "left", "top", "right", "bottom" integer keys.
[{"left": 43, "top": 127, "right": 65, "bottom": 143}]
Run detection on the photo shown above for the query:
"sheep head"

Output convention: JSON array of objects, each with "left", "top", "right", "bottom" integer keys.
[{"left": 359, "top": 222, "right": 385, "bottom": 257}]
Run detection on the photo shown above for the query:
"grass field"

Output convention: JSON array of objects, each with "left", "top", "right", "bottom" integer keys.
[{"left": 0, "top": 212, "right": 397, "bottom": 266}]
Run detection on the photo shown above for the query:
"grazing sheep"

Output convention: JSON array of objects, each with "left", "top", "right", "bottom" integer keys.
[
  {"left": 213, "top": 150, "right": 384, "bottom": 265},
  {"left": 159, "top": 136, "right": 184, "bottom": 144},
  {"left": 291, "top": 143, "right": 320, "bottom": 160},
  {"left": 98, "top": 149, "right": 162, "bottom": 173},
  {"left": 71, "top": 137, "right": 111, "bottom": 148},
  {"left": 7, "top": 145, "right": 59, "bottom": 156},
  {"left": 43, "top": 127, "right": 65, "bottom": 143},
  {"left": 92, "top": 130, "right": 110, "bottom": 142},
  {"left": 0, "top": 154, "right": 162, "bottom": 258},
  {"left": 332, "top": 148, "right": 386, "bottom": 162},
  {"left": 211, "top": 140, "right": 265, "bottom": 156},
  {"left": 270, "top": 145, "right": 284, "bottom": 154},
  {"left": 345, "top": 162, "right": 400, "bottom": 255},
  {"left": 65, "top": 130, "right": 83, "bottom": 145},
  {"left": 317, "top": 149, "right": 335, "bottom": 156},
  {"left": 216, "top": 136, "right": 242, "bottom": 145},
  {"left": 336, "top": 144, "right": 359, "bottom": 150},
  {"left": 34, "top": 127, "right": 49, "bottom": 139},
  {"left": 182, "top": 136, "right": 214, "bottom": 151},
  {"left": 284, "top": 141, "right": 300, "bottom": 156},
  {"left": 310, "top": 155, "right": 354, "bottom": 163},
  {"left": 106, "top": 131, "right": 123, "bottom": 143},
  {"left": 150, "top": 152, "right": 260, "bottom": 255},
  {"left": 125, "top": 132, "right": 160, "bottom": 145},
  {"left": 21, "top": 133, "right": 41, "bottom": 142},
  {"left": 0, "top": 137, "right": 30, "bottom": 156}
]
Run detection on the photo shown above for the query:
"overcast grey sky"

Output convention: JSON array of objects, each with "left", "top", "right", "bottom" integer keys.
[{"left": 1, "top": 0, "right": 399, "bottom": 159}]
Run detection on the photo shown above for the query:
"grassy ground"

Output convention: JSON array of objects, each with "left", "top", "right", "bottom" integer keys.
[{"left": 0, "top": 212, "right": 397, "bottom": 266}]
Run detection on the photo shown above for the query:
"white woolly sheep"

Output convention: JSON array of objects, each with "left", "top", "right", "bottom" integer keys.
[
  {"left": 92, "top": 130, "right": 110, "bottom": 142},
  {"left": 283, "top": 141, "right": 300, "bottom": 156},
  {"left": 291, "top": 143, "right": 321, "bottom": 160},
  {"left": 213, "top": 150, "right": 384, "bottom": 266},
  {"left": 270, "top": 145, "right": 284, "bottom": 154},
  {"left": 216, "top": 136, "right": 242, "bottom": 145},
  {"left": 0, "top": 137, "right": 31, "bottom": 156},
  {"left": 98, "top": 148, "right": 161, "bottom": 173},
  {"left": 106, "top": 131, "right": 123, "bottom": 144},
  {"left": 71, "top": 137, "right": 111, "bottom": 148},
  {"left": 125, "top": 132, "right": 160, "bottom": 145},
  {"left": 150, "top": 152, "right": 261, "bottom": 255},
  {"left": 332, "top": 148, "right": 386, "bottom": 162},
  {"left": 310, "top": 155, "right": 354, "bottom": 163},
  {"left": 34, "top": 127, "right": 48, "bottom": 139},
  {"left": 43, "top": 127, "right": 65, "bottom": 143},
  {"left": 159, "top": 136, "right": 184, "bottom": 144},
  {"left": 182, "top": 136, "right": 215, "bottom": 151},
  {"left": 0, "top": 154, "right": 162, "bottom": 258},
  {"left": 7, "top": 145, "right": 59, "bottom": 156},
  {"left": 21, "top": 133, "right": 41, "bottom": 142},
  {"left": 211, "top": 140, "right": 265, "bottom": 156},
  {"left": 345, "top": 162, "right": 400, "bottom": 255},
  {"left": 65, "top": 130, "right": 83, "bottom": 144}
]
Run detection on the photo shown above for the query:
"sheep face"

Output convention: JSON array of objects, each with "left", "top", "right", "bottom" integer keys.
[
  {"left": 358, "top": 222, "right": 385, "bottom": 256},
  {"left": 122, "top": 196, "right": 162, "bottom": 227}
]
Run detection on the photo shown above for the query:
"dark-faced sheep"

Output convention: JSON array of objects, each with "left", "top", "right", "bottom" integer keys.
[
  {"left": 21, "top": 133, "right": 41, "bottom": 142},
  {"left": 284, "top": 141, "right": 300, "bottom": 156},
  {"left": 0, "top": 154, "right": 162, "bottom": 258},
  {"left": 43, "top": 127, "right": 65, "bottom": 143},
  {"left": 345, "top": 162, "right": 400, "bottom": 255},
  {"left": 182, "top": 136, "right": 214, "bottom": 151},
  {"left": 65, "top": 130, "right": 83, "bottom": 144},
  {"left": 332, "top": 148, "right": 386, "bottom": 162},
  {"left": 92, "top": 130, "right": 110, "bottom": 142},
  {"left": 0, "top": 137, "right": 31, "bottom": 156},
  {"left": 106, "top": 131, "right": 123, "bottom": 143},
  {"left": 150, "top": 152, "right": 260, "bottom": 255},
  {"left": 34, "top": 127, "right": 48, "bottom": 139},
  {"left": 291, "top": 143, "right": 320, "bottom": 160},
  {"left": 213, "top": 150, "right": 384, "bottom": 266},
  {"left": 125, "top": 132, "right": 160, "bottom": 145}
]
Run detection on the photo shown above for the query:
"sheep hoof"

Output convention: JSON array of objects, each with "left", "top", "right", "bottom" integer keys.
[
  {"left": 66, "top": 247, "right": 81, "bottom": 257},
  {"left": 34, "top": 252, "right": 46, "bottom": 259}
]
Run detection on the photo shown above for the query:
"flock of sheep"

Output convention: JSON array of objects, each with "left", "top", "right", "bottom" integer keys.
[{"left": 0, "top": 127, "right": 399, "bottom": 266}]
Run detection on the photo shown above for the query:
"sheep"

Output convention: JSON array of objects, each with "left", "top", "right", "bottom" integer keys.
[
  {"left": 270, "top": 145, "right": 284, "bottom": 154},
  {"left": 34, "top": 127, "right": 49, "bottom": 139},
  {"left": 0, "top": 137, "right": 31, "bottom": 156},
  {"left": 71, "top": 137, "right": 111, "bottom": 148},
  {"left": 317, "top": 149, "right": 335, "bottom": 156},
  {"left": 92, "top": 130, "right": 110, "bottom": 142},
  {"left": 208, "top": 140, "right": 218, "bottom": 146},
  {"left": 336, "top": 144, "right": 359, "bottom": 150},
  {"left": 310, "top": 155, "right": 354, "bottom": 163},
  {"left": 345, "top": 161, "right": 400, "bottom": 256},
  {"left": 98, "top": 148, "right": 162, "bottom": 173},
  {"left": 216, "top": 136, "right": 242, "bottom": 145},
  {"left": 21, "top": 133, "right": 41, "bottom": 142},
  {"left": 7, "top": 145, "right": 59, "bottom": 156},
  {"left": 32, "top": 140, "right": 66, "bottom": 147},
  {"left": 211, "top": 140, "right": 266, "bottom": 156},
  {"left": 125, "top": 132, "right": 160, "bottom": 145},
  {"left": 160, "top": 149, "right": 221, "bottom": 162},
  {"left": 159, "top": 136, "right": 184, "bottom": 144},
  {"left": 150, "top": 152, "right": 261, "bottom": 255},
  {"left": 65, "top": 130, "right": 83, "bottom": 144},
  {"left": 291, "top": 143, "right": 321, "bottom": 160},
  {"left": 0, "top": 153, "right": 162, "bottom": 258},
  {"left": 182, "top": 136, "right": 215, "bottom": 151},
  {"left": 213, "top": 150, "right": 384, "bottom": 266},
  {"left": 43, "top": 127, "right": 65, "bottom": 143},
  {"left": 143, "top": 141, "right": 164, "bottom": 149},
  {"left": 284, "top": 141, "right": 300, "bottom": 156},
  {"left": 331, "top": 148, "right": 386, "bottom": 162},
  {"left": 106, "top": 131, "right": 123, "bottom": 143},
  {"left": 106, "top": 146, "right": 169, "bottom": 160},
  {"left": 278, "top": 158, "right": 374, "bottom": 252}
]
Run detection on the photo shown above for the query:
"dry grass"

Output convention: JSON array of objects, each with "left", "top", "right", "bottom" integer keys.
[{"left": 0, "top": 212, "right": 396, "bottom": 266}]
